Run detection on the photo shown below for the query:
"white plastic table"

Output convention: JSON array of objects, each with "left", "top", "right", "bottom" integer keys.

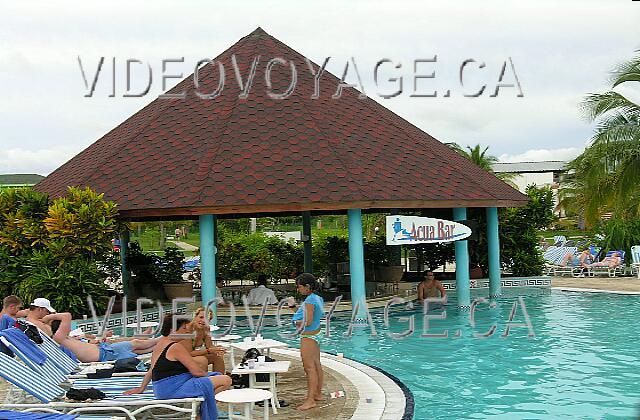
[
  {"left": 231, "top": 361, "right": 291, "bottom": 414},
  {"left": 215, "top": 388, "right": 272, "bottom": 420},
  {"left": 229, "top": 339, "right": 289, "bottom": 369}
]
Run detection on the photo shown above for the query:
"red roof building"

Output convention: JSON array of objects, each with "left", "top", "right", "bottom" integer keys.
[{"left": 35, "top": 28, "right": 526, "bottom": 308}]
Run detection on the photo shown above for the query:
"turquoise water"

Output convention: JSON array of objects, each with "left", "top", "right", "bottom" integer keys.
[{"left": 248, "top": 289, "right": 640, "bottom": 419}]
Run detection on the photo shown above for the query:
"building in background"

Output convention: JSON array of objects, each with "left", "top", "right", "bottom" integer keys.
[
  {"left": 493, "top": 161, "right": 569, "bottom": 216},
  {"left": 0, "top": 174, "right": 45, "bottom": 189}
]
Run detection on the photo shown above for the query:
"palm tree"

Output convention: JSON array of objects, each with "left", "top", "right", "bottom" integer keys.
[
  {"left": 448, "top": 143, "right": 518, "bottom": 185},
  {"left": 573, "top": 51, "right": 640, "bottom": 226}
]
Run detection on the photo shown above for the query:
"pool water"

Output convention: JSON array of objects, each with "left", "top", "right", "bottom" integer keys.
[{"left": 246, "top": 289, "right": 640, "bottom": 419}]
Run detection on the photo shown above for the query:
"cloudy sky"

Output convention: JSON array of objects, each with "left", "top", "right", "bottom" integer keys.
[{"left": 1, "top": 0, "right": 638, "bottom": 175}]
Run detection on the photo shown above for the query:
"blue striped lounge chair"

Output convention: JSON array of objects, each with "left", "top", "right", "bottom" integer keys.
[
  {"left": 543, "top": 246, "right": 578, "bottom": 276},
  {"left": 631, "top": 245, "right": 640, "bottom": 279},
  {"left": 0, "top": 351, "right": 202, "bottom": 419},
  {"left": 36, "top": 331, "right": 146, "bottom": 378}
]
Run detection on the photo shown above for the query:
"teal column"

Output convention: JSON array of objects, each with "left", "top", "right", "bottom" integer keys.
[
  {"left": 389, "top": 209, "right": 402, "bottom": 266},
  {"left": 348, "top": 209, "right": 366, "bottom": 319},
  {"left": 302, "top": 211, "right": 313, "bottom": 273},
  {"left": 486, "top": 207, "right": 502, "bottom": 298},
  {"left": 119, "top": 231, "right": 131, "bottom": 297},
  {"left": 453, "top": 208, "right": 470, "bottom": 309},
  {"left": 199, "top": 215, "right": 217, "bottom": 308}
]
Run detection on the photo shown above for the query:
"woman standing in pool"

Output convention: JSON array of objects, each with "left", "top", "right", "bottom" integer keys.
[{"left": 288, "top": 273, "right": 325, "bottom": 411}]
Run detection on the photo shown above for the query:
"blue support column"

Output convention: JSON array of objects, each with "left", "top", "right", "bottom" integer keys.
[
  {"left": 453, "top": 208, "right": 470, "bottom": 309},
  {"left": 486, "top": 207, "right": 502, "bottom": 298},
  {"left": 199, "top": 215, "right": 217, "bottom": 308},
  {"left": 302, "top": 211, "right": 313, "bottom": 273},
  {"left": 119, "top": 231, "right": 131, "bottom": 297},
  {"left": 347, "top": 209, "right": 366, "bottom": 320}
]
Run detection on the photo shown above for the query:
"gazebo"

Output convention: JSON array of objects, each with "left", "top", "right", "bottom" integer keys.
[{"left": 35, "top": 28, "right": 528, "bottom": 313}]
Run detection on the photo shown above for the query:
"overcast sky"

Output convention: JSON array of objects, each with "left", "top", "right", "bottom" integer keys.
[{"left": 1, "top": 0, "right": 638, "bottom": 176}]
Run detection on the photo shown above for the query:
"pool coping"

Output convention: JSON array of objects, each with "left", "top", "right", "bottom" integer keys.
[
  {"left": 552, "top": 286, "right": 640, "bottom": 295},
  {"left": 272, "top": 348, "right": 410, "bottom": 420}
]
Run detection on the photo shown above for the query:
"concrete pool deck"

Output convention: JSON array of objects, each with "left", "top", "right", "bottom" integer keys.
[
  {"left": 552, "top": 276, "right": 640, "bottom": 294},
  {"left": 0, "top": 346, "right": 409, "bottom": 419}
]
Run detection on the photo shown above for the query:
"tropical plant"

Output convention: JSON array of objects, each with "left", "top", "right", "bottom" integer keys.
[
  {"left": 595, "top": 217, "right": 640, "bottom": 259},
  {"left": 500, "top": 185, "right": 556, "bottom": 276},
  {"left": 448, "top": 143, "right": 518, "bottom": 185},
  {"left": 44, "top": 187, "right": 125, "bottom": 261},
  {"left": 17, "top": 250, "right": 109, "bottom": 318},
  {"left": 0, "top": 187, "right": 122, "bottom": 317},
  {"left": 569, "top": 51, "right": 640, "bottom": 226}
]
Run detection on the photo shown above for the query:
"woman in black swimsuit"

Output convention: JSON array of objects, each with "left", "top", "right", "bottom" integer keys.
[{"left": 124, "top": 314, "right": 231, "bottom": 420}]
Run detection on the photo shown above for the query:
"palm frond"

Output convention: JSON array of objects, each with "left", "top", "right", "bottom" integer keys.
[{"left": 610, "top": 52, "right": 640, "bottom": 87}]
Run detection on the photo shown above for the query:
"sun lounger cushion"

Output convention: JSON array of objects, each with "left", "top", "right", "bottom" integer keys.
[{"left": 0, "top": 328, "right": 47, "bottom": 364}]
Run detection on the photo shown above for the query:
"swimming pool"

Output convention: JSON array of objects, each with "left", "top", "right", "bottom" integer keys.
[{"left": 251, "top": 288, "right": 640, "bottom": 419}]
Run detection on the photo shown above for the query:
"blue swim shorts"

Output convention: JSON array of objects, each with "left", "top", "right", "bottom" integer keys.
[{"left": 98, "top": 341, "right": 137, "bottom": 362}]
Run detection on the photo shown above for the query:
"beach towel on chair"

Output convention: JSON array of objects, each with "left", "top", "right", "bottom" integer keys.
[
  {"left": 0, "top": 328, "right": 47, "bottom": 364},
  {"left": 153, "top": 372, "right": 220, "bottom": 420}
]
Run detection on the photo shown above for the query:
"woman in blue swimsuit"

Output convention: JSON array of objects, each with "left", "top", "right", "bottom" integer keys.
[{"left": 288, "top": 273, "right": 325, "bottom": 411}]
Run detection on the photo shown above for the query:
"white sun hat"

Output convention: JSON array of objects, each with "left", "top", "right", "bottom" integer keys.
[{"left": 30, "top": 297, "right": 56, "bottom": 313}]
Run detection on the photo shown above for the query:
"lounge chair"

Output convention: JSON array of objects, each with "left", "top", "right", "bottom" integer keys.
[
  {"left": 631, "top": 245, "right": 640, "bottom": 279},
  {"left": 552, "top": 235, "right": 567, "bottom": 247},
  {"left": 587, "top": 251, "right": 626, "bottom": 277},
  {"left": 543, "top": 246, "right": 578, "bottom": 276},
  {"left": 6, "top": 329, "right": 146, "bottom": 379},
  {"left": 0, "top": 351, "right": 202, "bottom": 419}
]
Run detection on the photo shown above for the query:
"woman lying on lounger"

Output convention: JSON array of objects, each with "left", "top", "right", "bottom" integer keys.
[
  {"left": 588, "top": 251, "right": 621, "bottom": 268},
  {"left": 124, "top": 313, "right": 232, "bottom": 420}
]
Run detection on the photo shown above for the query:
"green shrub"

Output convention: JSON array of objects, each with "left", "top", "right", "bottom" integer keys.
[
  {"left": 0, "top": 187, "right": 120, "bottom": 317},
  {"left": 152, "top": 246, "right": 186, "bottom": 284},
  {"left": 596, "top": 218, "right": 640, "bottom": 258}
]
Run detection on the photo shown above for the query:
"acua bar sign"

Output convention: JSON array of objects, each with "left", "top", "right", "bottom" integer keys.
[{"left": 385, "top": 215, "right": 472, "bottom": 245}]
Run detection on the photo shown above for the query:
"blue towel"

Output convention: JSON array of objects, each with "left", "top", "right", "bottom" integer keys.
[
  {"left": 0, "top": 314, "right": 15, "bottom": 331},
  {"left": 0, "top": 410, "right": 76, "bottom": 419},
  {"left": 0, "top": 328, "right": 47, "bottom": 365},
  {"left": 153, "top": 372, "right": 220, "bottom": 420},
  {"left": 0, "top": 315, "right": 16, "bottom": 357}
]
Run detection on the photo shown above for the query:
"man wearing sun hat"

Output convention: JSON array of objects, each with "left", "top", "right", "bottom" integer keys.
[{"left": 25, "top": 297, "right": 57, "bottom": 337}]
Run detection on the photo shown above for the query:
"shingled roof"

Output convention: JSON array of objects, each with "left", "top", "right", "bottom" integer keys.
[{"left": 35, "top": 28, "right": 528, "bottom": 219}]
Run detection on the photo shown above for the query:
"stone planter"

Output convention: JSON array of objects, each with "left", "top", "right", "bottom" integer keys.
[{"left": 163, "top": 282, "right": 194, "bottom": 300}]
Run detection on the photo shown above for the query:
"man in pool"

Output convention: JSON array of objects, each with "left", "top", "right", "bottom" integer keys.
[
  {"left": 45, "top": 312, "right": 159, "bottom": 362},
  {"left": 417, "top": 271, "right": 446, "bottom": 302}
]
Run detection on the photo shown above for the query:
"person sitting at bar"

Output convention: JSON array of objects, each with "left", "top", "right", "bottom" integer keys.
[
  {"left": 246, "top": 274, "right": 278, "bottom": 305},
  {"left": 124, "top": 313, "right": 232, "bottom": 420},
  {"left": 417, "top": 271, "right": 446, "bottom": 302}
]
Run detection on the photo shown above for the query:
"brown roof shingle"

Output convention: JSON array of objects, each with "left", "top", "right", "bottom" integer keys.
[{"left": 35, "top": 28, "right": 528, "bottom": 219}]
